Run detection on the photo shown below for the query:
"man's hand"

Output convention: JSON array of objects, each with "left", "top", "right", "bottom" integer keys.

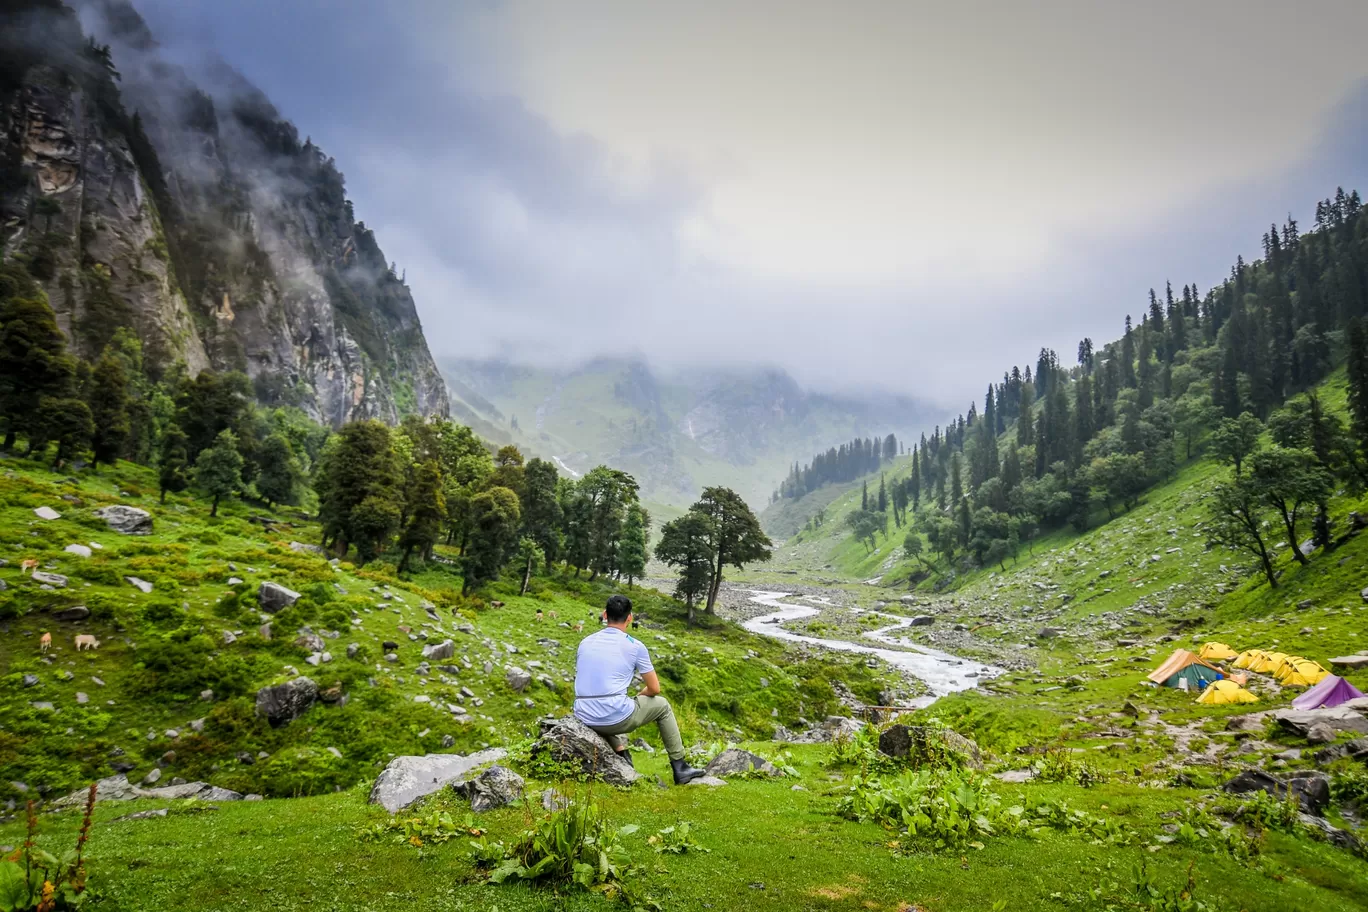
[{"left": 639, "top": 671, "right": 662, "bottom": 697}]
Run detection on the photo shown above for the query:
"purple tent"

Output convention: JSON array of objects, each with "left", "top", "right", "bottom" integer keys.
[{"left": 1292, "top": 674, "right": 1366, "bottom": 710}]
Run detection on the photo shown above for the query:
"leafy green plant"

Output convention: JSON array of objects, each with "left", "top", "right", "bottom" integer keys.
[
  {"left": 647, "top": 822, "right": 709, "bottom": 855},
  {"left": 1036, "top": 745, "right": 1108, "bottom": 787},
  {"left": 358, "top": 810, "right": 486, "bottom": 847},
  {"left": 468, "top": 800, "right": 651, "bottom": 905},
  {"left": 0, "top": 786, "right": 96, "bottom": 911},
  {"left": 1154, "top": 806, "right": 1260, "bottom": 863},
  {"left": 1089, "top": 861, "right": 1224, "bottom": 912}
]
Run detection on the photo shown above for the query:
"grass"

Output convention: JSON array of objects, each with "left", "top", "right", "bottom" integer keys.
[{"left": 3, "top": 745, "right": 1366, "bottom": 911}]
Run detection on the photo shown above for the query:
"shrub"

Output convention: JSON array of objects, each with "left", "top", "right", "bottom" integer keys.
[
  {"left": 0, "top": 786, "right": 97, "bottom": 910},
  {"left": 468, "top": 800, "right": 646, "bottom": 902},
  {"left": 1036, "top": 744, "right": 1108, "bottom": 787},
  {"left": 256, "top": 746, "right": 347, "bottom": 797}
]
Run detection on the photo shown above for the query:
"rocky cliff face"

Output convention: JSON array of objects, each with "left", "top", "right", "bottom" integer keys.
[{"left": 0, "top": 0, "right": 448, "bottom": 426}]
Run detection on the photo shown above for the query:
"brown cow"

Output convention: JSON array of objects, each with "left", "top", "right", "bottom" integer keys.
[
  {"left": 74, "top": 634, "right": 100, "bottom": 651},
  {"left": 20, "top": 559, "right": 39, "bottom": 574},
  {"left": 40, "top": 632, "right": 52, "bottom": 653}
]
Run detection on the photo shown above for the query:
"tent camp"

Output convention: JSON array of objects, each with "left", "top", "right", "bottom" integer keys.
[
  {"left": 1292, "top": 675, "right": 1366, "bottom": 710},
  {"left": 1275, "top": 658, "right": 1329, "bottom": 687},
  {"left": 1199, "top": 642, "right": 1238, "bottom": 661},
  {"left": 1148, "top": 649, "right": 1223, "bottom": 689},
  {"left": 1246, "top": 651, "right": 1289, "bottom": 674},
  {"left": 1197, "top": 680, "right": 1258, "bottom": 705},
  {"left": 1233, "top": 650, "right": 1267, "bottom": 670}
]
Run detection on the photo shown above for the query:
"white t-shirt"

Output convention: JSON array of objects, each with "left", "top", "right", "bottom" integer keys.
[{"left": 573, "top": 627, "right": 653, "bottom": 726}]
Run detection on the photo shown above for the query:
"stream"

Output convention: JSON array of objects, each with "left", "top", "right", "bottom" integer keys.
[{"left": 740, "top": 590, "right": 1000, "bottom": 707}]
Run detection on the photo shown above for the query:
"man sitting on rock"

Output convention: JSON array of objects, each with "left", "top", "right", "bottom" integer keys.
[{"left": 574, "top": 594, "right": 705, "bottom": 785}]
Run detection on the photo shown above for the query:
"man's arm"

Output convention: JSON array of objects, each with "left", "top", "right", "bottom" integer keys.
[{"left": 639, "top": 670, "right": 661, "bottom": 697}]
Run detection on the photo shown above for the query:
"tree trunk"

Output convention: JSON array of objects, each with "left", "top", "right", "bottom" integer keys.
[
  {"left": 160, "top": 488, "right": 167, "bottom": 504},
  {"left": 210, "top": 494, "right": 219, "bottom": 517},
  {"left": 520, "top": 555, "right": 532, "bottom": 596},
  {"left": 398, "top": 545, "right": 413, "bottom": 573},
  {"left": 2, "top": 429, "right": 13, "bottom": 452}
]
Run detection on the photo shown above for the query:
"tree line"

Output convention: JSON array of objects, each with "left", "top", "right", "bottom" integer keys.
[
  {"left": 771, "top": 433, "right": 898, "bottom": 501},
  {"left": 818, "top": 187, "right": 1368, "bottom": 586}
]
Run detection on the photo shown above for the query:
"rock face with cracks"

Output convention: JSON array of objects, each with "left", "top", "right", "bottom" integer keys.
[
  {"left": 93, "top": 505, "right": 153, "bottom": 535},
  {"left": 368, "top": 749, "right": 508, "bottom": 813},
  {"left": 254, "top": 677, "right": 319, "bottom": 727},
  {"left": 705, "top": 748, "right": 783, "bottom": 778},
  {"left": 534, "top": 717, "right": 641, "bottom": 786}
]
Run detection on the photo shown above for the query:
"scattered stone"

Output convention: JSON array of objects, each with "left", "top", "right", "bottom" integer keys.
[
  {"left": 63, "top": 544, "right": 92, "bottom": 558},
  {"left": 368, "top": 749, "right": 508, "bottom": 813},
  {"left": 909, "top": 616, "right": 935, "bottom": 627},
  {"left": 258, "top": 582, "right": 301, "bottom": 613},
  {"left": 533, "top": 717, "right": 640, "bottom": 786},
  {"left": 31, "top": 571, "right": 67, "bottom": 588},
  {"left": 1275, "top": 707, "right": 1368, "bottom": 738},
  {"left": 93, "top": 506, "right": 153, "bottom": 535},
  {"left": 505, "top": 667, "right": 532, "bottom": 692},
  {"left": 21, "top": 674, "right": 38, "bottom": 687},
  {"left": 688, "top": 776, "right": 728, "bottom": 787},
  {"left": 1313, "top": 738, "right": 1368, "bottom": 765},
  {"left": 705, "top": 748, "right": 782, "bottom": 778},
  {"left": 289, "top": 541, "right": 327, "bottom": 556},
  {"left": 125, "top": 576, "right": 154, "bottom": 594},
  {"left": 542, "top": 788, "right": 571, "bottom": 810},
  {"left": 254, "top": 677, "right": 319, "bottom": 727},
  {"left": 1037, "top": 627, "right": 1064, "bottom": 639},
  {"left": 75, "top": 692, "right": 88, "bottom": 704},
  {"left": 142, "top": 768, "right": 162, "bottom": 785},
  {"left": 112, "top": 809, "right": 168, "bottom": 822},
  {"left": 52, "top": 605, "right": 89, "bottom": 622},
  {"left": 294, "top": 632, "right": 325, "bottom": 653},
  {"left": 1329, "top": 655, "right": 1368, "bottom": 671},
  {"left": 1306, "top": 722, "right": 1337, "bottom": 744},
  {"left": 1223, "top": 768, "right": 1331, "bottom": 816},
  {"left": 34, "top": 506, "right": 61, "bottom": 520},
  {"left": 421, "top": 640, "right": 455, "bottom": 661},
  {"left": 441, "top": 735, "right": 455, "bottom": 749},
  {"left": 455, "top": 765, "right": 526, "bottom": 812},
  {"left": 347, "top": 643, "right": 360, "bottom": 659}
]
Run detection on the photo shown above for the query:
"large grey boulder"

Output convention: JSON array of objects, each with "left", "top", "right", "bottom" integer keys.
[
  {"left": 878, "top": 724, "right": 983, "bottom": 769},
  {"left": 34, "top": 506, "right": 61, "bottom": 520},
  {"left": 1313, "top": 737, "right": 1368, "bottom": 766},
  {"left": 294, "top": 632, "right": 325, "bottom": 653},
  {"left": 705, "top": 748, "right": 782, "bottom": 778},
  {"left": 368, "top": 749, "right": 507, "bottom": 813},
  {"left": 52, "top": 606, "right": 89, "bottom": 622},
  {"left": 455, "top": 765, "right": 526, "bottom": 812},
  {"left": 505, "top": 666, "right": 532, "bottom": 692},
  {"left": 255, "top": 677, "right": 319, "bottom": 727},
  {"left": 1223, "top": 767, "right": 1331, "bottom": 816},
  {"left": 258, "top": 582, "right": 301, "bottom": 613},
  {"left": 289, "top": 541, "right": 327, "bottom": 556},
  {"left": 534, "top": 717, "right": 640, "bottom": 786},
  {"left": 774, "top": 716, "right": 863, "bottom": 744},
  {"left": 54, "top": 776, "right": 245, "bottom": 807},
  {"left": 421, "top": 640, "right": 455, "bottom": 661},
  {"left": 1329, "top": 655, "right": 1368, "bottom": 671},
  {"left": 93, "top": 505, "right": 153, "bottom": 535},
  {"left": 31, "top": 571, "right": 68, "bottom": 588},
  {"left": 1274, "top": 706, "right": 1368, "bottom": 738}
]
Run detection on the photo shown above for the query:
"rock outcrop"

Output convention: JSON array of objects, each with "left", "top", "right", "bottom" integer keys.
[
  {"left": 258, "top": 582, "right": 301, "bottom": 613},
  {"left": 705, "top": 748, "right": 782, "bottom": 778},
  {"left": 255, "top": 677, "right": 318, "bottom": 727},
  {"left": 453, "top": 764, "right": 525, "bottom": 812},
  {"left": 93, "top": 505, "right": 153, "bottom": 535},
  {"left": 877, "top": 724, "right": 983, "bottom": 769},
  {"left": 0, "top": 0, "right": 448, "bottom": 425},
  {"left": 368, "top": 749, "right": 507, "bottom": 813},
  {"left": 534, "top": 717, "right": 640, "bottom": 787},
  {"left": 1223, "top": 768, "right": 1331, "bottom": 816}
]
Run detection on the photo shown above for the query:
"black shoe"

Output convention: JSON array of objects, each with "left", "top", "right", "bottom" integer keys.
[
  {"left": 671, "top": 757, "right": 705, "bottom": 785},
  {"left": 616, "top": 748, "right": 634, "bottom": 769}
]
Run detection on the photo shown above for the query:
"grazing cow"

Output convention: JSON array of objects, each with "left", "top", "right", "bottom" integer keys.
[
  {"left": 549, "top": 610, "right": 558, "bottom": 619},
  {"left": 40, "top": 632, "right": 52, "bottom": 653},
  {"left": 574, "top": 621, "right": 584, "bottom": 633},
  {"left": 382, "top": 640, "right": 398, "bottom": 652},
  {"left": 74, "top": 634, "right": 100, "bottom": 651},
  {"left": 21, "top": 559, "right": 39, "bottom": 574}
]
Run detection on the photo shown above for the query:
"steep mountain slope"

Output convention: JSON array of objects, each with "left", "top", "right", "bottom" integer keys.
[
  {"left": 0, "top": 0, "right": 448, "bottom": 425},
  {"left": 442, "top": 356, "right": 936, "bottom": 508}
]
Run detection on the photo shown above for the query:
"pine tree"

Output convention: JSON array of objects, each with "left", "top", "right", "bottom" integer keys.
[
  {"left": 0, "top": 270, "right": 77, "bottom": 452},
  {"left": 461, "top": 487, "right": 521, "bottom": 592},
  {"left": 398, "top": 460, "right": 446, "bottom": 572},
  {"left": 520, "top": 458, "right": 564, "bottom": 570},
  {"left": 1017, "top": 386, "right": 1034, "bottom": 447},
  {"left": 1347, "top": 319, "right": 1368, "bottom": 458},
  {"left": 861, "top": 480, "right": 868, "bottom": 511},
  {"left": 950, "top": 453, "right": 963, "bottom": 506},
  {"left": 195, "top": 429, "right": 243, "bottom": 517},
  {"left": 1121, "top": 316, "right": 1137, "bottom": 388},
  {"left": 876, "top": 474, "right": 887, "bottom": 513},
  {"left": 158, "top": 425, "right": 190, "bottom": 504},
  {"left": 255, "top": 433, "right": 303, "bottom": 507},
  {"left": 616, "top": 504, "right": 649, "bottom": 587},
  {"left": 87, "top": 351, "right": 129, "bottom": 470}
]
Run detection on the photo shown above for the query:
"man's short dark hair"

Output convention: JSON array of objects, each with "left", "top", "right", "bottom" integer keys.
[{"left": 605, "top": 594, "right": 632, "bottom": 622}]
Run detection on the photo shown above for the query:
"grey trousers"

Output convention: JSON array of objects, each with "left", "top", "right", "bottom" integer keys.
[{"left": 587, "top": 695, "right": 686, "bottom": 760}]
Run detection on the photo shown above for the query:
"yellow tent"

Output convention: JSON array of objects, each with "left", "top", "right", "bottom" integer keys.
[
  {"left": 1233, "top": 649, "right": 1266, "bottom": 670},
  {"left": 1277, "top": 659, "right": 1329, "bottom": 687},
  {"left": 1197, "top": 680, "right": 1258, "bottom": 705},
  {"left": 1249, "top": 651, "right": 1289, "bottom": 674},
  {"left": 1270, "top": 655, "right": 1307, "bottom": 680},
  {"left": 1199, "top": 642, "right": 1238, "bottom": 661}
]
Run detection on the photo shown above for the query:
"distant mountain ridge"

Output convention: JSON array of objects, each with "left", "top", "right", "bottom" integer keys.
[{"left": 441, "top": 356, "right": 936, "bottom": 508}]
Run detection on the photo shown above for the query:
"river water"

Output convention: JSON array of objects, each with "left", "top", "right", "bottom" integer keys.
[{"left": 740, "top": 590, "right": 1000, "bottom": 707}]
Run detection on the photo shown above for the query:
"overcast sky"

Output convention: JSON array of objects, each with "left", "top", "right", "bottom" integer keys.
[{"left": 127, "top": 0, "right": 1368, "bottom": 408}]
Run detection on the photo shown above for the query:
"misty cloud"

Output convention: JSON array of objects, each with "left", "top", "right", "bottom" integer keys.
[{"left": 118, "top": 0, "right": 1368, "bottom": 408}]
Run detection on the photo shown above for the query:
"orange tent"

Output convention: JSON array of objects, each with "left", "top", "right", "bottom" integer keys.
[{"left": 1147, "top": 649, "right": 1224, "bottom": 689}]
